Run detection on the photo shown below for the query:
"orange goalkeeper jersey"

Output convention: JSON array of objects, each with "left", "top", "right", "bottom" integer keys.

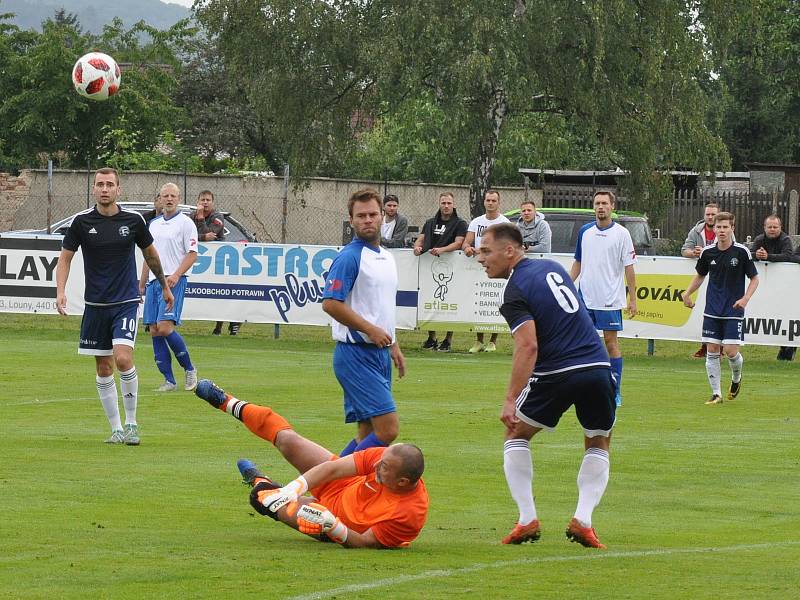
[{"left": 312, "top": 447, "right": 429, "bottom": 548}]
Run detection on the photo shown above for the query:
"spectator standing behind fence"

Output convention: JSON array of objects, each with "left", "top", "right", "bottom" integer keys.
[
  {"left": 751, "top": 214, "right": 799, "bottom": 361},
  {"left": 142, "top": 192, "right": 164, "bottom": 225},
  {"left": 515, "top": 200, "right": 551, "bottom": 253},
  {"left": 191, "top": 190, "right": 242, "bottom": 336},
  {"left": 380, "top": 195, "right": 409, "bottom": 248},
  {"left": 681, "top": 202, "right": 720, "bottom": 359},
  {"left": 414, "top": 192, "right": 468, "bottom": 353},
  {"left": 462, "top": 189, "right": 511, "bottom": 353}
]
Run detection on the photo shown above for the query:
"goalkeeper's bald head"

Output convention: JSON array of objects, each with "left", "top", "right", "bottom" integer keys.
[{"left": 391, "top": 443, "right": 424, "bottom": 485}]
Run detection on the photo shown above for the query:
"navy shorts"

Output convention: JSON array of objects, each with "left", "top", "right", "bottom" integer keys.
[
  {"left": 79, "top": 302, "right": 140, "bottom": 356},
  {"left": 702, "top": 316, "right": 744, "bottom": 345},
  {"left": 143, "top": 277, "right": 187, "bottom": 325},
  {"left": 586, "top": 308, "right": 623, "bottom": 332},
  {"left": 516, "top": 367, "right": 616, "bottom": 437},
  {"left": 333, "top": 342, "right": 396, "bottom": 423}
]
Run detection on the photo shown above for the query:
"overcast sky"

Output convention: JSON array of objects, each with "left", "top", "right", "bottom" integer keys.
[{"left": 162, "top": 0, "right": 194, "bottom": 7}]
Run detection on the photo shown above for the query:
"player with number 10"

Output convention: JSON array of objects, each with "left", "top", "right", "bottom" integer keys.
[{"left": 477, "top": 224, "right": 616, "bottom": 548}]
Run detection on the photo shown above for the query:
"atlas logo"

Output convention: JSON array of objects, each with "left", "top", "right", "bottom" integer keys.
[{"left": 424, "top": 257, "right": 458, "bottom": 311}]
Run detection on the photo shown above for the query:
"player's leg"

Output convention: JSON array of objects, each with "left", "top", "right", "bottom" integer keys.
[
  {"left": 334, "top": 344, "right": 397, "bottom": 455},
  {"left": 723, "top": 320, "right": 744, "bottom": 399},
  {"left": 702, "top": 316, "right": 724, "bottom": 404},
  {"left": 599, "top": 310, "right": 624, "bottom": 405},
  {"left": 145, "top": 283, "right": 176, "bottom": 391},
  {"left": 570, "top": 367, "right": 615, "bottom": 549},
  {"left": 195, "top": 380, "right": 333, "bottom": 474},
  {"left": 80, "top": 305, "right": 123, "bottom": 441},
  {"left": 111, "top": 303, "right": 141, "bottom": 445},
  {"left": 160, "top": 277, "right": 197, "bottom": 390},
  {"left": 502, "top": 420, "right": 541, "bottom": 544},
  {"left": 500, "top": 376, "right": 566, "bottom": 544}
]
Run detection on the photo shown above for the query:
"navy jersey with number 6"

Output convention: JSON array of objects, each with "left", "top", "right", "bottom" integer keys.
[
  {"left": 62, "top": 207, "right": 153, "bottom": 306},
  {"left": 696, "top": 243, "right": 758, "bottom": 319},
  {"left": 499, "top": 258, "right": 610, "bottom": 377}
]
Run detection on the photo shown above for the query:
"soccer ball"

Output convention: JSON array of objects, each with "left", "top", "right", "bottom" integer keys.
[{"left": 72, "top": 52, "right": 121, "bottom": 101}]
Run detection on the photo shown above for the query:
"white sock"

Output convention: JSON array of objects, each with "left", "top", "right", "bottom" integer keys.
[
  {"left": 119, "top": 367, "right": 138, "bottom": 426},
  {"left": 503, "top": 439, "right": 537, "bottom": 525},
  {"left": 706, "top": 352, "right": 722, "bottom": 396},
  {"left": 96, "top": 374, "right": 122, "bottom": 431},
  {"left": 574, "top": 448, "right": 610, "bottom": 527},
  {"left": 728, "top": 352, "right": 743, "bottom": 383}
]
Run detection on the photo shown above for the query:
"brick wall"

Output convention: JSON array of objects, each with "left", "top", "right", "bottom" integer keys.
[{"left": 0, "top": 172, "right": 32, "bottom": 232}]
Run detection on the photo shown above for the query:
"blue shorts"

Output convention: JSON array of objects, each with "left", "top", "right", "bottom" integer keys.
[
  {"left": 143, "top": 277, "right": 187, "bottom": 325},
  {"left": 79, "top": 302, "right": 140, "bottom": 356},
  {"left": 333, "top": 342, "right": 395, "bottom": 423},
  {"left": 702, "top": 316, "right": 744, "bottom": 346},
  {"left": 586, "top": 308, "right": 623, "bottom": 331},
  {"left": 516, "top": 367, "right": 616, "bottom": 437}
]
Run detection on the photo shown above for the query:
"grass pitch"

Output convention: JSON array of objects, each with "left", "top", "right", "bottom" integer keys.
[{"left": 0, "top": 315, "right": 798, "bottom": 599}]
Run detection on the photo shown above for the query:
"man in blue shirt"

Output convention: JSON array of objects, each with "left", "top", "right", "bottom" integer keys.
[
  {"left": 681, "top": 212, "right": 759, "bottom": 405},
  {"left": 478, "top": 223, "right": 615, "bottom": 549},
  {"left": 322, "top": 188, "right": 406, "bottom": 457},
  {"left": 56, "top": 167, "right": 173, "bottom": 445}
]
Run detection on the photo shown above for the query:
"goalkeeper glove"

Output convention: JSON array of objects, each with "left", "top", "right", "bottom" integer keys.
[
  {"left": 297, "top": 502, "right": 349, "bottom": 544},
  {"left": 253, "top": 476, "right": 308, "bottom": 516}
]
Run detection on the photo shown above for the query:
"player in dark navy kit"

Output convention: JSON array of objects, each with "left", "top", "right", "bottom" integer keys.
[
  {"left": 681, "top": 212, "right": 759, "bottom": 405},
  {"left": 56, "top": 167, "right": 173, "bottom": 445},
  {"left": 477, "top": 224, "right": 615, "bottom": 549}
]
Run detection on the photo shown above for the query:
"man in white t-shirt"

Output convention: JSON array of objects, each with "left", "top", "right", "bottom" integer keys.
[
  {"left": 462, "top": 189, "right": 511, "bottom": 353},
  {"left": 570, "top": 191, "right": 637, "bottom": 406},
  {"left": 380, "top": 194, "right": 409, "bottom": 248},
  {"left": 139, "top": 183, "right": 199, "bottom": 393}
]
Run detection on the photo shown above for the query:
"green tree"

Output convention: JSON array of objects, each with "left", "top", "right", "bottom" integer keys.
[
  {"left": 196, "top": 0, "right": 736, "bottom": 217},
  {"left": 708, "top": 0, "right": 800, "bottom": 169}
]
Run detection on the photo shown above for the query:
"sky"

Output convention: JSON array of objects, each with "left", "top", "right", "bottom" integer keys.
[{"left": 162, "top": 0, "right": 194, "bottom": 7}]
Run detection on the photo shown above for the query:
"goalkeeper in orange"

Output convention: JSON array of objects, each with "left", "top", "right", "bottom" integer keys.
[{"left": 195, "top": 379, "right": 429, "bottom": 548}]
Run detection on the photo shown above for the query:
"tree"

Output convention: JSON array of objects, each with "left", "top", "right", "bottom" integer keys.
[
  {"left": 707, "top": 0, "right": 800, "bottom": 169},
  {"left": 196, "top": 1, "right": 736, "bottom": 217}
]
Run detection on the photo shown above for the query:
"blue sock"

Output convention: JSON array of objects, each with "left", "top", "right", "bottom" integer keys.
[
  {"left": 339, "top": 438, "right": 358, "bottom": 457},
  {"left": 165, "top": 331, "right": 194, "bottom": 371},
  {"left": 153, "top": 336, "right": 175, "bottom": 384},
  {"left": 610, "top": 357, "right": 623, "bottom": 406},
  {"left": 353, "top": 432, "right": 389, "bottom": 452}
]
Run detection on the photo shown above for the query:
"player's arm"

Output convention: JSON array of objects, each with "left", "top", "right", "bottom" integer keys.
[
  {"left": 339, "top": 527, "right": 387, "bottom": 549},
  {"left": 139, "top": 262, "right": 150, "bottom": 296},
  {"left": 569, "top": 260, "right": 581, "bottom": 282},
  {"left": 167, "top": 251, "right": 197, "bottom": 288},
  {"left": 624, "top": 264, "right": 637, "bottom": 316},
  {"left": 462, "top": 231, "right": 476, "bottom": 256},
  {"left": 141, "top": 244, "right": 175, "bottom": 311},
  {"left": 680, "top": 273, "right": 706, "bottom": 308},
  {"left": 503, "top": 320, "right": 538, "bottom": 429},
  {"left": 733, "top": 275, "right": 759, "bottom": 310},
  {"left": 55, "top": 248, "right": 75, "bottom": 315},
  {"left": 322, "top": 298, "right": 392, "bottom": 347}
]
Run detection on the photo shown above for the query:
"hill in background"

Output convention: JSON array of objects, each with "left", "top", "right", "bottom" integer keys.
[{"left": 2, "top": 0, "right": 191, "bottom": 32}]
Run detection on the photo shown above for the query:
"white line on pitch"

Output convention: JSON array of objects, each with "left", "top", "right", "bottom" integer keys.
[{"left": 286, "top": 541, "right": 800, "bottom": 600}]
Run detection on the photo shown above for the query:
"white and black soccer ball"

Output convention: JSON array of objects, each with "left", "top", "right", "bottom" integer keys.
[{"left": 72, "top": 52, "right": 121, "bottom": 101}]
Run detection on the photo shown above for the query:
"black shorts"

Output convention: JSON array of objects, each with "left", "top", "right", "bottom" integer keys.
[
  {"left": 78, "top": 302, "right": 139, "bottom": 356},
  {"left": 516, "top": 367, "right": 616, "bottom": 437}
]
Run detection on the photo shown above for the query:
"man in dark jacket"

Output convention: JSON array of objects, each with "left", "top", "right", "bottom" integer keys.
[
  {"left": 413, "top": 192, "right": 468, "bottom": 352},
  {"left": 751, "top": 214, "right": 798, "bottom": 360},
  {"left": 380, "top": 195, "right": 409, "bottom": 248}
]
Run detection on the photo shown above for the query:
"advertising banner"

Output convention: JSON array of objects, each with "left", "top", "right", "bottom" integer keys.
[{"left": 2, "top": 234, "right": 798, "bottom": 346}]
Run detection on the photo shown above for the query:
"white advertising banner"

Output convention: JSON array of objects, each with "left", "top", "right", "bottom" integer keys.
[
  {"left": 0, "top": 237, "right": 419, "bottom": 329},
  {"left": 2, "top": 234, "right": 798, "bottom": 346}
]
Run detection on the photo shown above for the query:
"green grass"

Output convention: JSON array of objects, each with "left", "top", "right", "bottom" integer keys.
[{"left": 1, "top": 315, "right": 798, "bottom": 599}]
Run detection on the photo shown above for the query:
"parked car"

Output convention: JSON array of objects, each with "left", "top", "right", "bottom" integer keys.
[
  {"left": 505, "top": 207, "right": 656, "bottom": 256},
  {"left": 4, "top": 202, "right": 257, "bottom": 243}
]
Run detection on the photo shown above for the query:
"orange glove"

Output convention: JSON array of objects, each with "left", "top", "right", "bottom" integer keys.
[{"left": 297, "top": 502, "right": 349, "bottom": 544}]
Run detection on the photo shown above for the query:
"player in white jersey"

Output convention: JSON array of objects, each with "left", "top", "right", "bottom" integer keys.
[
  {"left": 462, "top": 189, "right": 511, "bottom": 353},
  {"left": 139, "top": 183, "right": 199, "bottom": 393},
  {"left": 322, "top": 188, "right": 406, "bottom": 457},
  {"left": 570, "top": 191, "right": 637, "bottom": 406}
]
